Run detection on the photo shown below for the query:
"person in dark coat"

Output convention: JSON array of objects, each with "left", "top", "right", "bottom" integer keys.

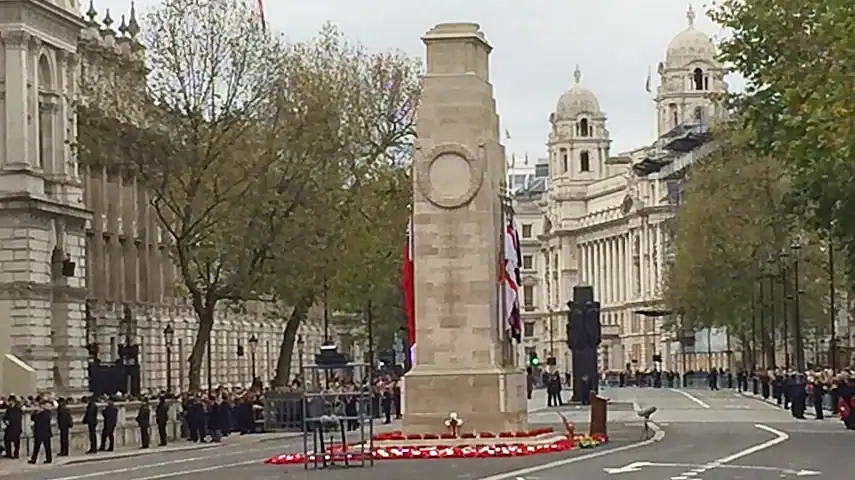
[
  {"left": 789, "top": 375, "right": 807, "bottom": 419},
  {"left": 206, "top": 397, "right": 222, "bottom": 442},
  {"left": 156, "top": 397, "right": 170, "bottom": 446},
  {"left": 2, "top": 396, "right": 23, "bottom": 458},
  {"left": 137, "top": 400, "right": 151, "bottom": 448},
  {"left": 189, "top": 397, "right": 206, "bottom": 442},
  {"left": 809, "top": 376, "right": 825, "bottom": 420},
  {"left": 27, "top": 401, "right": 52, "bottom": 464},
  {"left": 57, "top": 398, "right": 73, "bottom": 456},
  {"left": 82, "top": 397, "right": 99, "bottom": 454},
  {"left": 100, "top": 399, "right": 118, "bottom": 451}
]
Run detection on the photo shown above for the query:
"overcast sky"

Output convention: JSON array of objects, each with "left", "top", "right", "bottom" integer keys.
[{"left": 93, "top": 0, "right": 734, "bottom": 157}]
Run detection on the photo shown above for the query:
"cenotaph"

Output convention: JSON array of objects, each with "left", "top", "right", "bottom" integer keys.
[{"left": 401, "top": 23, "right": 527, "bottom": 434}]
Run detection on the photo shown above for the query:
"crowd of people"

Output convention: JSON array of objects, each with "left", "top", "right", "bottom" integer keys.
[{"left": 735, "top": 368, "right": 855, "bottom": 430}]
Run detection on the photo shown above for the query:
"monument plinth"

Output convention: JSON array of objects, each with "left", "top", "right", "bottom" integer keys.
[{"left": 401, "top": 22, "right": 527, "bottom": 435}]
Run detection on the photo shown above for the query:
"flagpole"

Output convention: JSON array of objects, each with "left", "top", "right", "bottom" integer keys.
[{"left": 499, "top": 181, "right": 515, "bottom": 367}]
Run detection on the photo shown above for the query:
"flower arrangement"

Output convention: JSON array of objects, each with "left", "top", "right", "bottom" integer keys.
[{"left": 444, "top": 412, "right": 464, "bottom": 437}]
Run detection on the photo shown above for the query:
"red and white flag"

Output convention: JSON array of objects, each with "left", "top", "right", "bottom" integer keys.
[
  {"left": 401, "top": 215, "right": 416, "bottom": 362},
  {"left": 501, "top": 221, "right": 522, "bottom": 342}
]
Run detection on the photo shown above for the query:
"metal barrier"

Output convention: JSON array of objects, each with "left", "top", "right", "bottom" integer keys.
[{"left": 263, "top": 392, "right": 304, "bottom": 432}]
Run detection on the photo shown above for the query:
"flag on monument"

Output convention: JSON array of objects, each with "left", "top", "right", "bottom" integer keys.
[
  {"left": 402, "top": 216, "right": 416, "bottom": 361},
  {"left": 502, "top": 221, "right": 522, "bottom": 342}
]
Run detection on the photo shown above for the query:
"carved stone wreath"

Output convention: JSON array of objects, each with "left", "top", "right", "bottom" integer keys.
[{"left": 416, "top": 142, "right": 485, "bottom": 209}]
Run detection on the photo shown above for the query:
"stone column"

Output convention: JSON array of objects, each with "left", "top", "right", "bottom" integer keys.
[{"left": 402, "top": 22, "right": 526, "bottom": 435}]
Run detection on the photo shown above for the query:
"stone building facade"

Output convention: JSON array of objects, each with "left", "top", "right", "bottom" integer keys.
[
  {"left": 0, "top": 1, "right": 331, "bottom": 394},
  {"left": 512, "top": 6, "right": 732, "bottom": 374}
]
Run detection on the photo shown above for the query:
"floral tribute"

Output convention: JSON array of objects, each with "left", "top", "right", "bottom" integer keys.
[{"left": 264, "top": 429, "right": 609, "bottom": 465}]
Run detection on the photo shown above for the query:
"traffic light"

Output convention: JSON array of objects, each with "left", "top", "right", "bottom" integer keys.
[{"left": 528, "top": 352, "right": 540, "bottom": 366}]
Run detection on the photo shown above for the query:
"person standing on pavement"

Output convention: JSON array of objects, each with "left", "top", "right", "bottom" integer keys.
[
  {"left": 2, "top": 396, "right": 22, "bottom": 459},
  {"left": 28, "top": 400, "right": 52, "bottom": 464},
  {"left": 82, "top": 397, "right": 99, "bottom": 454},
  {"left": 207, "top": 397, "right": 223, "bottom": 442},
  {"left": 2, "top": 395, "right": 22, "bottom": 459},
  {"left": 156, "top": 396, "right": 170, "bottom": 446},
  {"left": 57, "top": 398, "right": 73, "bottom": 456},
  {"left": 100, "top": 399, "right": 118, "bottom": 451},
  {"left": 137, "top": 399, "right": 152, "bottom": 448}
]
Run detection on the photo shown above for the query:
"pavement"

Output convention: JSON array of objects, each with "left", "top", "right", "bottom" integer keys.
[{"left": 2, "top": 387, "right": 852, "bottom": 479}]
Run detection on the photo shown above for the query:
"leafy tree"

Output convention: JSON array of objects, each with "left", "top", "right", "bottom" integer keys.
[
  {"left": 709, "top": 1, "right": 855, "bottom": 280},
  {"left": 266, "top": 26, "right": 420, "bottom": 387},
  {"left": 80, "top": 0, "right": 346, "bottom": 390},
  {"left": 664, "top": 128, "right": 836, "bottom": 368}
]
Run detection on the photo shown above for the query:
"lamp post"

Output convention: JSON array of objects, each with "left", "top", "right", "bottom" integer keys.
[
  {"left": 163, "top": 324, "right": 174, "bottom": 393},
  {"left": 248, "top": 334, "right": 258, "bottom": 380},
  {"left": 757, "top": 273, "right": 767, "bottom": 370},
  {"left": 791, "top": 239, "right": 805, "bottom": 371},
  {"left": 119, "top": 304, "right": 138, "bottom": 396},
  {"left": 766, "top": 256, "right": 777, "bottom": 369},
  {"left": 826, "top": 239, "right": 837, "bottom": 370},
  {"left": 85, "top": 300, "right": 98, "bottom": 362},
  {"left": 750, "top": 283, "right": 757, "bottom": 370},
  {"left": 779, "top": 250, "right": 790, "bottom": 368},
  {"left": 547, "top": 306, "right": 555, "bottom": 359},
  {"left": 296, "top": 334, "right": 305, "bottom": 382}
]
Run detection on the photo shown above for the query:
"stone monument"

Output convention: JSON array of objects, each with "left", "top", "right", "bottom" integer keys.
[{"left": 401, "top": 23, "right": 527, "bottom": 434}]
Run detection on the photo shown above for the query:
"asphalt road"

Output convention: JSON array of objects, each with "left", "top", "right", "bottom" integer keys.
[{"left": 3, "top": 387, "right": 852, "bottom": 480}]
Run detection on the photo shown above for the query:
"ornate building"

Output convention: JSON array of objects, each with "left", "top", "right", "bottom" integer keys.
[
  {"left": 512, "top": 6, "right": 732, "bottom": 374},
  {"left": 0, "top": 1, "right": 330, "bottom": 394}
]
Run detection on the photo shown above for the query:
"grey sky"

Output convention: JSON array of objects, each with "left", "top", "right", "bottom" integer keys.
[{"left": 95, "top": 0, "right": 734, "bottom": 157}]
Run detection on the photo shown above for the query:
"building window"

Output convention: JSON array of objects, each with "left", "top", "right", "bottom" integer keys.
[
  {"left": 523, "top": 322, "right": 535, "bottom": 338},
  {"left": 580, "top": 151, "right": 590, "bottom": 172},
  {"left": 522, "top": 255, "right": 533, "bottom": 270},
  {"left": 521, "top": 224, "right": 532, "bottom": 238},
  {"left": 523, "top": 285, "right": 534, "bottom": 308},
  {"left": 631, "top": 344, "right": 641, "bottom": 364},
  {"left": 693, "top": 68, "right": 704, "bottom": 91},
  {"left": 694, "top": 106, "right": 704, "bottom": 123},
  {"left": 631, "top": 314, "right": 640, "bottom": 333},
  {"left": 669, "top": 103, "right": 679, "bottom": 127},
  {"left": 579, "top": 118, "right": 590, "bottom": 137},
  {"left": 560, "top": 148, "right": 568, "bottom": 172}
]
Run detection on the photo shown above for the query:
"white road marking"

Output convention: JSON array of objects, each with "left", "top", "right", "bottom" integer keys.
[
  {"left": 40, "top": 441, "right": 298, "bottom": 480},
  {"left": 607, "top": 461, "right": 819, "bottom": 476},
  {"left": 476, "top": 422, "right": 665, "bottom": 480},
  {"left": 669, "top": 388, "right": 711, "bottom": 409}
]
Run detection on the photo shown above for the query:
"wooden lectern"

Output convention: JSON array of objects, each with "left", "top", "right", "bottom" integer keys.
[{"left": 588, "top": 392, "right": 608, "bottom": 437}]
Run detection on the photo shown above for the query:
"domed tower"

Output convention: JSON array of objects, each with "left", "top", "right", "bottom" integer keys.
[
  {"left": 656, "top": 5, "right": 726, "bottom": 136},
  {"left": 547, "top": 66, "right": 611, "bottom": 183}
]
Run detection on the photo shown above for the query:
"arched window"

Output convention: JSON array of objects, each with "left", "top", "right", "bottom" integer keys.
[
  {"left": 580, "top": 151, "right": 590, "bottom": 172},
  {"left": 579, "top": 118, "right": 590, "bottom": 137},
  {"left": 693, "top": 68, "right": 704, "bottom": 91},
  {"left": 694, "top": 106, "right": 704, "bottom": 123},
  {"left": 560, "top": 148, "right": 568, "bottom": 173},
  {"left": 669, "top": 103, "right": 679, "bottom": 128}
]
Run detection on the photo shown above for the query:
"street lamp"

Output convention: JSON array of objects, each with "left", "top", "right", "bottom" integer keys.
[
  {"left": 791, "top": 239, "right": 805, "bottom": 371},
  {"left": 119, "top": 304, "right": 138, "bottom": 396},
  {"left": 779, "top": 249, "right": 790, "bottom": 368},
  {"left": 821, "top": 239, "right": 837, "bottom": 370},
  {"left": 163, "top": 324, "right": 174, "bottom": 393},
  {"left": 296, "top": 334, "right": 305, "bottom": 383},
  {"left": 765, "top": 255, "right": 777, "bottom": 369},
  {"left": 757, "top": 272, "right": 767, "bottom": 370},
  {"left": 84, "top": 300, "right": 99, "bottom": 362},
  {"left": 248, "top": 334, "right": 258, "bottom": 380}
]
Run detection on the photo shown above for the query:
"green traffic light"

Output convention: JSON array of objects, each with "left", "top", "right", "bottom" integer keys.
[{"left": 530, "top": 358, "right": 539, "bottom": 366}]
